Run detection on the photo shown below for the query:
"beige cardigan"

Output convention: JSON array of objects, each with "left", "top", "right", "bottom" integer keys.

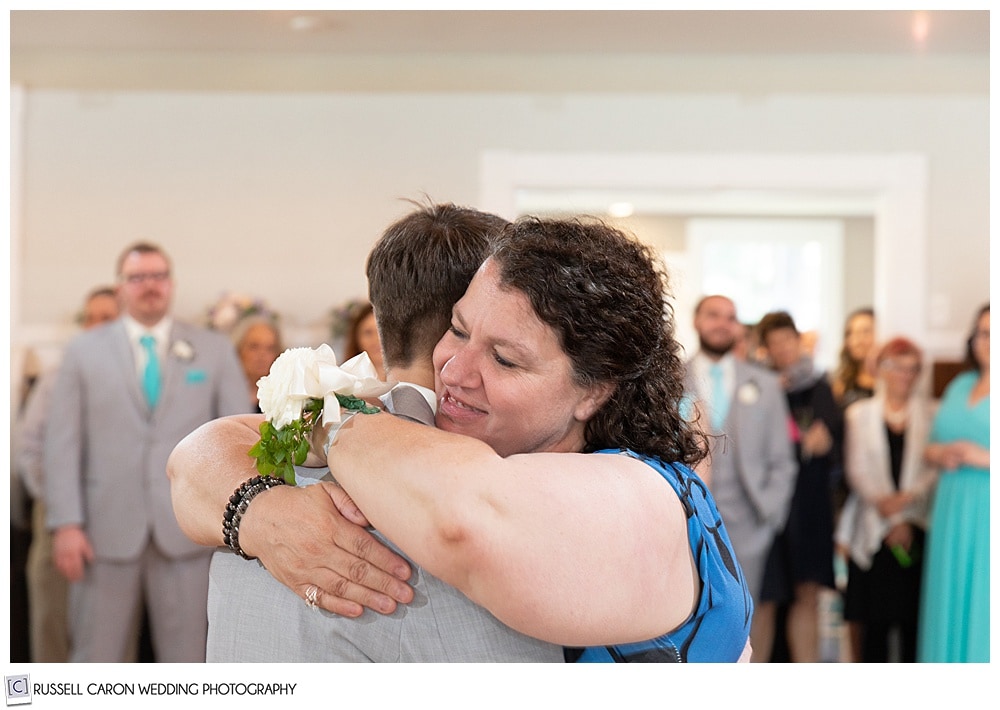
[{"left": 842, "top": 392, "right": 939, "bottom": 570}]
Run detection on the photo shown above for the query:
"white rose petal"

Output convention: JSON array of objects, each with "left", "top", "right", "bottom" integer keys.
[
  {"left": 256, "top": 345, "right": 393, "bottom": 429},
  {"left": 257, "top": 346, "right": 322, "bottom": 429},
  {"left": 315, "top": 351, "right": 394, "bottom": 425}
]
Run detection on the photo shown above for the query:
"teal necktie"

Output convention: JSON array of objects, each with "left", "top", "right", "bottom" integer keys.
[
  {"left": 140, "top": 334, "right": 161, "bottom": 408},
  {"left": 710, "top": 363, "right": 729, "bottom": 430}
]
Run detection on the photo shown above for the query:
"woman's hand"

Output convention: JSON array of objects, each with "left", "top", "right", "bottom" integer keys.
[
  {"left": 237, "top": 482, "right": 415, "bottom": 616},
  {"left": 883, "top": 522, "right": 913, "bottom": 552},
  {"left": 925, "top": 442, "right": 964, "bottom": 470},
  {"left": 876, "top": 490, "right": 913, "bottom": 519},
  {"left": 926, "top": 441, "right": 989, "bottom": 471},
  {"left": 950, "top": 440, "right": 991, "bottom": 469},
  {"left": 801, "top": 420, "right": 833, "bottom": 459}
]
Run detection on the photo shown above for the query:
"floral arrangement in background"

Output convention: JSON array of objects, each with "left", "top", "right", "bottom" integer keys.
[
  {"left": 206, "top": 291, "right": 278, "bottom": 335},
  {"left": 328, "top": 298, "right": 369, "bottom": 343}
]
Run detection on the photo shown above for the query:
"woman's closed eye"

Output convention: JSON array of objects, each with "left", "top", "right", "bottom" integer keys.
[
  {"left": 446, "top": 319, "right": 518, "bottom": 368},
  {"left": 493, "top": 351, "right": 517, "bottom": 369}
]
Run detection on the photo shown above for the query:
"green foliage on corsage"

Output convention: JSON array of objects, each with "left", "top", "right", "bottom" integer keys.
[{"left": 249, "top": 394, "right": 379, "bottom": 485}]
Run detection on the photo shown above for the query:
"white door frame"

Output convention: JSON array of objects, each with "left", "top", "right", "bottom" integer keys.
[{"left": 479, "top": 151, "right": 927, "bottom": 349}]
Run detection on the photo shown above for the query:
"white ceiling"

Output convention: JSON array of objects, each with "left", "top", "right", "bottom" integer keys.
[{"left": 10, "top": 9, "right": 990, "bottom": 93}]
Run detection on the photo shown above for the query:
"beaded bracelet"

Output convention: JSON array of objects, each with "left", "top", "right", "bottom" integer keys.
[{"left": 222, "top": 475, "right": 289, "bottom": 560}]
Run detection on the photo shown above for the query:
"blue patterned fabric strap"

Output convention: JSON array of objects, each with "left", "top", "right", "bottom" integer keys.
[
  {"left": 140, "top": 334, "right": 161, "bottom": 408},
  {"left": 573, "top": 449, "right": 753, "bottom": 663}
]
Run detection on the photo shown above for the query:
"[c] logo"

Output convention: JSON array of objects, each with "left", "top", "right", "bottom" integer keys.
[{"left": 5, "top": 675, "right": 31, "bottom": 706}]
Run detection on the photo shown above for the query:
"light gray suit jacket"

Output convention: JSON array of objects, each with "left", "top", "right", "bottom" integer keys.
[
  {"left": 684, "top": 357, "right": 797, "bottom": 598},
  {"left": 44, "top": 318, "right": 251, "bottom": 560},
  {"left": 205, "top": 384, "right": 563, "bottom": 663}
]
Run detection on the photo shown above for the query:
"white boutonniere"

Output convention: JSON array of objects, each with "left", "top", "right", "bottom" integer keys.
[
  {"left": 250, "top": 344, "right": 394, "bottom": 484},
  {"left": 737, "top": 381, "right": 760, "bottom": 405},
  {"left": 171, "top": 339, "right": 195, "bottom": 362}
]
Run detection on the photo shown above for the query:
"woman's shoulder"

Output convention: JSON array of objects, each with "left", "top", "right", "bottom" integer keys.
[
  {"left": 845, "top": 395, "right": 878, "bottom": 420},
  {"left": 941, "top": 369, "right": 979, "bottom": 398},
  {"left": 594, "top": 449, "right": 704, "bottom": 492},
  {"left": 949, "top": 369, "right": 979, "bottom": 386},
  {"left": 593, "top": 447, "right": 682, "bottom": 469}
]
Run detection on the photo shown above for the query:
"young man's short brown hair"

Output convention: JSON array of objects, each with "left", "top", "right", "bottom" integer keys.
[{"left": 365, "top": 201, "right": 508, "bottom": 368}]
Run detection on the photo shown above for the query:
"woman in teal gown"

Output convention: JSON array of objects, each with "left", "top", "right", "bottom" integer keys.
[{"left": 918, "top": 304, "right": 990, "bottom": 662}]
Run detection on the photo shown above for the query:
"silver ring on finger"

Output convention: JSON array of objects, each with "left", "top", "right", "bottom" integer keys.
[{"left": 305, "top": 584, "right": 319, "bottom": 610}]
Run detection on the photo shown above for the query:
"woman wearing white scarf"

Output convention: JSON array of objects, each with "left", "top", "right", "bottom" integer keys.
[{"left": 841, "top": 337, "right": 937, "bottom": 662}]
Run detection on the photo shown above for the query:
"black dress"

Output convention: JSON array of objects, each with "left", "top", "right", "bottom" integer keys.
[
  {"left": 761, "top": 374, "right": 841, "bottom": 602},
  {"left": 842, "top": 426, "right": 924, "bottom": 663}
]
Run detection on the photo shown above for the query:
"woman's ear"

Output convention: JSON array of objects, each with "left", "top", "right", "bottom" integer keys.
[{"left": 574, "top": 382, "right": 616, "bottom": 422}]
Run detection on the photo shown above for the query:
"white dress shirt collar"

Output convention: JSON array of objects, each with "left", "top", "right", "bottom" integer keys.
[
  {"left": 692, "top": 350, "right": 736, "bottom": 402},
  {"left": 122, "top": 314, "right": 173, "bottom": 346},
  {"left": 122, "top": 315, "right": 173, "bottom": 375}
]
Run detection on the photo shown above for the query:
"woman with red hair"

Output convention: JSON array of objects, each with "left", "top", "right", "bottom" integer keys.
[{"left": 841, "top": 337, "right": 938, "bottom": 662}]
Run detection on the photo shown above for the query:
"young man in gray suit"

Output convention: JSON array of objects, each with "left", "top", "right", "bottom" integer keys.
[
  {"left": 44, "top": 242, "right": 251, "bottom": 662},
  {"left": 183, "top": 203, "right": 562, "bottom": 661},
  {"left": 684, "top": 294, "right": 797, "bottom": 661}
]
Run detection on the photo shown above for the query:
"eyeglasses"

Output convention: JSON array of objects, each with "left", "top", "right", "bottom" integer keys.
[
  {"left": 121, "top": 271, "right": 171, "bottom": 285},
  {"left": 881, "top": 360, "right": 920, "bottom": 375}
]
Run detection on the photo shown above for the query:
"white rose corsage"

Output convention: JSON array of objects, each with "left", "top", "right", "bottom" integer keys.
[
  {"left": 249, "top": 344, "right": 393, "bottom": 484},
  {"left": 171, "top": 339, "right": 195, "bottom": 362},
  {"left": 737, "top": 381, "right": 760, "bottom": 405}
]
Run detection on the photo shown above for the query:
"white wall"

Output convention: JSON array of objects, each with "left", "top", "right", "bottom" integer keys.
[{"left": 11, "top": 89, "right": 989, "bottom": 366}]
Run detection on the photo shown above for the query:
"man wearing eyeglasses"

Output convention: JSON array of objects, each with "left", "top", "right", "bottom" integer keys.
[{"left": 44, "top": 242, "right": 251, "bottom": 662}]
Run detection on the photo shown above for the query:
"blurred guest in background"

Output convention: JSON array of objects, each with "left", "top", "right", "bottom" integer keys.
[
  {"left": 343, "top": 301, "right": 385, "bottom": 380},
  {"left": 919, "top": 304, "right": 990, "bottom": 663},
  {"left": 43, "top": 241, "right": 250, "bottom": 662},
  {"left": 232, "top": 315, "right": 283, "bottom": 412},
  {"left": 685, "top": 296, "right": 797, "bottom": 661},
  {"left": 15, "top": 286, "right": 119, "bottom": 662},
  {"left": 732, "top": 321, "right": 763, "bottom": 364},
  {"left": 842, "top": 337, "right": 937, "bottom": 662},
  {"left": 831, "top": 308, "right": 877, "bottom": 409},
  {"left": 756, "top": 310, "right": 841, "bottom": 663},
  {"left": 830, "top": 307, "right": 877, "bottom": 661}
]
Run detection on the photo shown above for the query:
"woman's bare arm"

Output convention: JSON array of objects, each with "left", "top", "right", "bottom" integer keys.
[
  {"left": 167, "top": 414, "right": 264, "bottom": 546},
  {"left": 166, "top": 414, "right": 415, "bottom": 616},
  {"left": 327, "top": 411, "right": 696, "bottom": 646}
]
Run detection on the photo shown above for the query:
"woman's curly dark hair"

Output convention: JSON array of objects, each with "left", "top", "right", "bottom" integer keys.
[{"left": 490, "top": 216, "right": 707, "bottom": 467}]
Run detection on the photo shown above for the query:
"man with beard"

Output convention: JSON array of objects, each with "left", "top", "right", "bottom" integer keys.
[
  {"left": 685, "top": 295, "right": 797, "bottom": 661},
  {"left": 45, "top": 242, "right": 250, "bottom": 662}
]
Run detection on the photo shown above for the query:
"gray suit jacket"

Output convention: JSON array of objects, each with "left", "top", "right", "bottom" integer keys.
[
  {"left": 684, "top": 357, "right": 797, "bottom": 596},
  {"left": 44, "top": 318, "right": 251, "bottom": 560},
  {"left": 205, "top": 384, "right": 563, "bottom": 663}
]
